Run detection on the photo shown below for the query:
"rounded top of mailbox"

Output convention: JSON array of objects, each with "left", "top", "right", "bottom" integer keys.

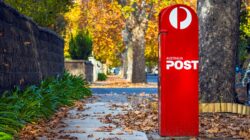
[{"left": 159, "top": 4, "right": 198, "bottom": 32}]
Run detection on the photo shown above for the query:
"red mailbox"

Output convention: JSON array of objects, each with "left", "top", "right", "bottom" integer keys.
[{"left": 158, "top": 5, "right": 199, "bottom": 136}]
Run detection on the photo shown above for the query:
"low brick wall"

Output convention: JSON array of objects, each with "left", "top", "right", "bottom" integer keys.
[
  {"left": 65, "top": 60, "right": 93, "bottom": 83},
  {"left": 0, "top": 2, "right": 64, "bottom": 93}
]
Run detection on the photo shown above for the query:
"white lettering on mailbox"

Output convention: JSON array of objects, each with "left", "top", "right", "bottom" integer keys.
[{"left": 166, "top": 60, "right": 198, "bottom": 70}]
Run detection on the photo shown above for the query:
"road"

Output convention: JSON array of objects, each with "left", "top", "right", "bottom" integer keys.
[{"left": 146, "top": 74, "right": 158, "bottom": 83}]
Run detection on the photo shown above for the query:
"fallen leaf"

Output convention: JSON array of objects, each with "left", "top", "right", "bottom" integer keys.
[
  {"left": 95, "top": 126, "right": 114, "bottom": 132},
  {"left": 87, "top": 134, "right": 94, "bottom": 138}
]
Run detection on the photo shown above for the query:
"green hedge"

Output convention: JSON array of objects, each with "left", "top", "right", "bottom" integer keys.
[
  {"left": 69, "top": 30, "right": 92, "bottom": 60},
  {"left": 0, "top": 72, "right": 91, "bottom": 139},
  {"left": 98, "top": 73, "right": 107, "bottom": 81}
]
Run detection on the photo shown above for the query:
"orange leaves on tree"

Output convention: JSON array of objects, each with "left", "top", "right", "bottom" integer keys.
[
  {"left": 79, "top": 1, "right": 125, "bottom": 67},
  {"left": 64, "top": 0, "right": 196, "bottom": 65},
  {"left": 144, "top": 0, "right": 196, "bottom": 67}
]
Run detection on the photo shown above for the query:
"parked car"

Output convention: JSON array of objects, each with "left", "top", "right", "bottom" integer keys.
[
  {"left": 152, "top": 67, "right": 158, "bottom": 75},
  {"left": 242, "top": 70, "right": 250, "bottom": 105},
  {"left": 110, "top": 67, "right": 120, "bottom": 75},
  {"left": 247, "top": 84, "right": 250, "bottom": 105}
]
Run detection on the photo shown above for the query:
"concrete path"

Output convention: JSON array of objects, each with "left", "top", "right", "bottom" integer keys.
[{"left": 54, "top": 94, "right": 148, "bottom": 140}]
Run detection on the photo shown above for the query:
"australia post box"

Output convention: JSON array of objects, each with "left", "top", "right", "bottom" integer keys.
[{"left": 158, "top": 5, "right": 199, "bottom": 136}]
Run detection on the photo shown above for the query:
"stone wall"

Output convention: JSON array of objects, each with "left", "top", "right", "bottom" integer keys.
[
  {"left": 65, "top": 60, "right": 93, "bottom": 83},
  {"left": 0, "top": 2, "right": 64, "bottom": 93}
]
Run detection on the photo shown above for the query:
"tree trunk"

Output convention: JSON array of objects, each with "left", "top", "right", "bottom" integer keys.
[
  {"left": 198, "top": 0, "right": 241, "bottom": 103},
  {"left": 124, "top": 2, "right": 149, "bottom": 83},
  {"left": 126, "top": 29, "right": 146, "bottom": 83},
  {"left": 132, "top": 40, "right": 146, "bottom": 83},
  {"left": 120, "top": 49, "right": 128, "bottom": 78},
  {"left": 127, "top": 44, "right": 133, "bottom": 82}
]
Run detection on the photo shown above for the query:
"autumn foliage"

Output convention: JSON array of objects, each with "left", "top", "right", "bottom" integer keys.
[
  {"left": 63, "top": 0, "right": 250, "bottom": 69},
  {"left": 63, "top": 0, "right": 199, "bottom": 67},
  {"left": 64, "top": 1, "right": 124, "bottom": 66}
]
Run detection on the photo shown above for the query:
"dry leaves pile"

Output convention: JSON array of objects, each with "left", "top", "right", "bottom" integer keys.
[
  {"left": 200, "top": 113, "right": 250, "bottom": 139},
  {"left": 18, "top": 100, "right": 86, "bottom": 140},
  {"left": 18, "top": 107, "right": 69, "bottom": 139},
  {"left": 107, "top": 103, "right": 158, "bottom": 133},
  {"left": 90, "top": 75, "right": 157, "bottom": 88},
  {"left": 95, "top": 126, "right": 114, "bottom": 132},
  {"left": 101, "top": 94, "right": 250, "bottom": 139},
  {"left": 18, "top": 93, "right": 250, "bottom": 139},
  {"left": 99, "top": 94, "right": 158, "bottom": 133}
]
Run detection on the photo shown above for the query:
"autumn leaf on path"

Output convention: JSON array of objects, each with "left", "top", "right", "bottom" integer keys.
[{"left": 95, "top": 126, "right": 114, "bottom": 132}]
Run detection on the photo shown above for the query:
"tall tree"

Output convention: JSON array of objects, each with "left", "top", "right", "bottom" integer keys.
[
  {"left": 79, "top": 0, "right": 125, "bottom": 67},
  {"left": 121, "top": 0, "right": 197, "bottom": 83},
  {"left": 144, "top": 0, "right": 197, "bottom": 72},
  {"left": 239, "top": 0, "right": 250, "bottom": 68},
  {"left": 123, "top": 1, "right": 154, "bottom": 83},
  {"left": 64, "top": 0, "right": 197, "bottom": 81},
  {"left": 64, "top": 1, "right": 82, "bottom": 58},
  {"left": 198, "top": 0, "right": 241, "bottom": 102},
  {"left": 4, "top": 0, "right": 73, "bottom": 33}
]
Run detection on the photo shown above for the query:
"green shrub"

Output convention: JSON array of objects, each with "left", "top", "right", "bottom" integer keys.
[
  {"left": 98, "top": 73, "right": 107, "bottom": 81},
  {"left": 69, "top": 30, "right": 93, "bottom": 60},
  {"left": 0, "top": 132, "right": 12, "bottom": 140},
  {"left": 0, "top": 72, "right": 91, "bottom": 139}
]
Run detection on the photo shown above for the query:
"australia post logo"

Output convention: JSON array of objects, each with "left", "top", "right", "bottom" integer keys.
[
  {"left": 169, "top": 6, "right": 192, "bottom": 30},
  {"left": 165, "top": 6, "right": 198, "bottom": 71},
  {"left": 166, "top": 57, "right": 198, "bottom": 70}
]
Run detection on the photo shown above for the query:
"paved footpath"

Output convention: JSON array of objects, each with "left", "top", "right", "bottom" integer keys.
[
  {"left": 36, "top": 75, "right": 159, "bottom": 140},
  {"left": 51, "top": 93, "right": 151, "bottom": 140}
]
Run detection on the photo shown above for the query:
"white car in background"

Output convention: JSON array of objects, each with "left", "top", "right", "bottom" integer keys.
[
  {"left": 152, "top": 67, "right": 158, "bottom": 75},
  {"left": 242, "top": 70, "right": 250, "bottom": 105},
  {"left": 110, "top": 68, "right": 120, "bottom": 75}
]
